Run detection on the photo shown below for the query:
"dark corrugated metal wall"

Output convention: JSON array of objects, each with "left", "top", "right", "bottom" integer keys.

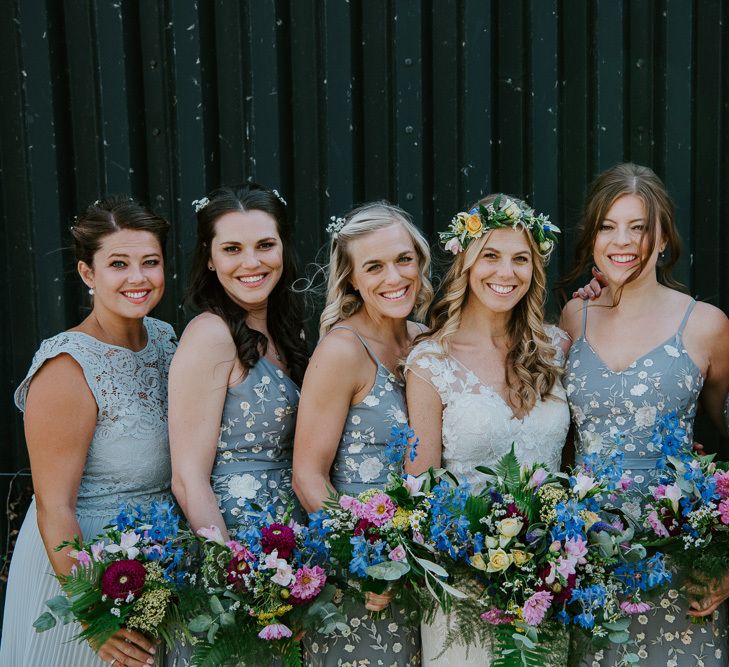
[{"left": 1, "top": 0, "right": 728, "bottom": 554}]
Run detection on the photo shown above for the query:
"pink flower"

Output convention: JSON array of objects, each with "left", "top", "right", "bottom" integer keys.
[
  {"left": 619, "top": 477, "right": 632, "bottom": 491},
  {"left": 388, "top": 545, "right": 407, "bottom": 562},
  {"left": 480, "top": 608, "right": 515, "bottom": 625},
  {"left": 197, "top": 525, "right": 226, "bottom": 545},
  {"left": 652, "top": 484, "right": 667, "bottom": 500},
  {"left": 719, "top": 499, "right": 729, "bottom": 525},
  {"left": 647, "top": 510, "right": 671, "bottom": 537},
  {"left": 403, "top": 475, "right": 425, "bottom": 497},
  {"left": 444, "top": 237, "right": 462, "bottom": 255},
  {"left": 76, "top": 550, "right": 92, "bottom": 567},
  {"left": 362, "top": 493, "right": 396, "bottom": 527},
  {"left": 664, "top": 484, "right": 682, "bottom": 512},
  {"left": 715, "top": 472, "right": 729, "bottom": 499},
  {"left": 527, "top": 468, "right": 548, "bottom": 489},
  {"left": 413, "top": 532, "right": 425, "bottom": 545},
  {"left": 564, "top": 537, "right": 588, "bottom": 561},
  {"left": 90, "top": 541, "right": 106, "bottom": 561},
  {"left": 523, "top": 591, "right": 553, "bottom": 626},
  {"left": 620, "top": 600, "right": 652, "bottom": 614},
  {"left": 258, "top": 623, "right": 292, "bottom": 640},
  {"left": 290, "top": 565, "right": 326, "bottom": 602},
  {"left": 339, "top": 495, "right": 363, "bottom": 515}
]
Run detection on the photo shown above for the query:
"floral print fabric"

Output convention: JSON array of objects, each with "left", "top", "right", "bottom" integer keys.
[
  {"left": 565, "top": 300, "right": 728, "bottom": 666},
  {"left": 211, "top": 357, "right": 301, "bottom": 530}
]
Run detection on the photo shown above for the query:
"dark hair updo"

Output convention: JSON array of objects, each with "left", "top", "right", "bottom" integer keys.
[
  {"left": 71, "top": 195, "right": 170, "bottom": 266},
  {"left": 188, "top": 183, "right": 308, "bottom": 386}
]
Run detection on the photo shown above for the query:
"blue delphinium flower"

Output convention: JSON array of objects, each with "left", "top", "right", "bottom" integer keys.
[
  {"left": 614, "top": 552, "right": 671, "bottom": 594},
  {"left": 551, "top": 500, "right": 586, "bottom": 542},
  {"left": 651, "top": 410, "right": 688, "bottom": 458},
  {"left": 385, "top": 424, "right": 420, "bottom": 465}
]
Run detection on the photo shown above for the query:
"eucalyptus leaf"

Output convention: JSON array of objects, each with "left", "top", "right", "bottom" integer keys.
[
  {"left": 413, "top": 556, "right": 449, "bottom": 578},
  {"left": 608, "top": 630, "right": 631, "bottom": 644},
  {"left": 207, "top": 620, "right": 220, "bottom": 644},
  {"left": 188, "top": 614, "right": 213, "bottom": 633},
  {"left": 32, "top": 612, "right": 57, "bottom": 633},
  {"left": 366, "top": 560, "right": 410, "bottom": 581},
  {"left": 210, "top": 595, "right": 224, "bottom": 615},
  {"left": 219, "top": 611, "right": 236, "bottom": 627},
  {"left": 46, "top": 595, "right": 72, "bottom": 619},
  {"left": 603, "top": 618, "right": 631, "bottom": 632}
]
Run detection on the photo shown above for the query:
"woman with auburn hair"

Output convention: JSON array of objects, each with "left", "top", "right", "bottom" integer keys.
[
  {"left": 560, "top": 163, "right": 729, "bottom": 666},
  {"left": 0, "top": 197, "right": 176, "bottom": 667},
  {"left": 169, "top": 184, "right": 308, "bottom": 549},
  {"left": 404, "top": 194, "right": 570, "bottom": 665},
  {"left": 293, "top": 201, "right": 431, "bottom": 666}
]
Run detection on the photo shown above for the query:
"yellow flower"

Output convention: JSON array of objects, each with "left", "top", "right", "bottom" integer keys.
[
  {"left": 502, "top": 199, "right": 521, "bottom": 220},
  {"left": 580, "top": 510, "right": 600, "bottom": 530},
  {"left": 465, "top": 214, "right": 483, "bottom": 236},
  {"left": 486, "top": 548, "right": 513, "bottom": 573},
  {"left": 392, "top": 507, "right": 412, "bottom": 530},
  {"left": 470, "top": 553, "right": 488, "bottom": 571},
  {"left": 511, "top": 549, "right": 532, "bottom": 567},
  {"left": 453, "top": 215, "right": 466, "bottom": 234},
  {"left": 497, "top": 517, "right": 524, "bottom": 539}
]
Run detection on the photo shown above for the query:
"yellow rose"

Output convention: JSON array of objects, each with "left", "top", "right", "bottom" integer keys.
[
  {"left": 470, "top": 553, "right": 488, "bottom": 571},
  {"left": 465, "top": 214, "right": 483, "bottom": 236},
  {"left": 497, "top": 517, "right": 524, "bottom": 539},
  {"left": 511, "top": 549, "right": 533, "bottom": 567},
  {"left": 486, "top": 548, "right": 513, "bottom": 573},
  {"left": 581, "top": 511, "right": 600, "bottom": 531}
]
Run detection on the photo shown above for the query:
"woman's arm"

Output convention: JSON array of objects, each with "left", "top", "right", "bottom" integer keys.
[
  {"left": 404, "top": 370, "right": 444, "bottom": 475},
  {"left": 170, "top": 314, "right": 236, "bottom": 540},
  {"left": 26, "top": 354, "right": 158, "bottom": 666},
  {"left": 292, "top": 332, "right": 366, "bottom": 513}
]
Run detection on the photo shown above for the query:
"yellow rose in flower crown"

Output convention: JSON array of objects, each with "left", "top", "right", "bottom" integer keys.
[
  {"left": 510, "top": 549, "right": 533, "bottom": 567},
  {"left": 501, "top": 199, "right": 522, "bottom": 220},
  {"left": 470, "top": 552, "right": 488, "bottom": 571},
  {"left": 465, "top": 213, "right": 483, "bottom": 236},
  {"left": 486, "top": 548, "right": 513, "bottom": 573}
]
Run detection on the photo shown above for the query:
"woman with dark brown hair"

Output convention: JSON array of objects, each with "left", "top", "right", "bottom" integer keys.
[{"left": 561, "top": 163, "right": 729, "bottom": 666}]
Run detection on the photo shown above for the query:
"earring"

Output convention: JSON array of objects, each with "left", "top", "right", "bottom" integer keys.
[
  {"left": 208, "top": 265, "right": 215, "bottom": 271},
  {"left": 88, "top": 287, "right": 94, "bottom": 295}
]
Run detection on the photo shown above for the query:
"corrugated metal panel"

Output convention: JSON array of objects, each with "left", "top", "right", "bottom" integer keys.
[{"left": 1, "top": 0, "right": 728, "bottom": 555}]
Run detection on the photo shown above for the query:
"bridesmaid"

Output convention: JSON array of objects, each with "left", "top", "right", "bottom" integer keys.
[
  {"left": 293, "top": 202, "right": 432, "bottom": 666},
  {"left": 560, "top": 163, "right": 729, "bottom": 667},
  {"left": 169, "top": 184, "right": 308, "bottom": 543},
  {"left": 0, "top": 197, "right": 175, "bottom": 667}
]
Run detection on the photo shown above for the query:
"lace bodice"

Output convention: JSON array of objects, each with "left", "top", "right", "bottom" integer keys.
[
  {"left": 404, "top": 325, "right": 570, "bottom": 491},
  {"left": 14, "top": 317, "right": 177, "bottom": 516}
]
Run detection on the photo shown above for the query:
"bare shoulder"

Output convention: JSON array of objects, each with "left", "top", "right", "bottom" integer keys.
[
  {"left": 407, "top": 320, "right": 428, "bottom": 341},
  {"left": 559, "top": 297, "right": 586, "bottom": 340},
  {"left": 180, "top": 312, "right": 233, "bottom": 344},
  {"left": 686, "top": 300, "right": 729, "bottom": 341},
  {"left": 173, "top": 313, "right": 237, "bottom": 377},
  {"left": 311, "top": 327, "right": 369, "bottom": 370}
]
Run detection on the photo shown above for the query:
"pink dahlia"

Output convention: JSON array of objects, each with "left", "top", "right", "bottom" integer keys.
[
  {"left": 362, "top": 493, "right": 396, "bottom": 527},
  {"left": 719, "top": 499, "right": 729, "bottom": 525},
  {"left": 620, "top": 599, "right": 652, "bottom": 614},
  {"left": 523, "top": 590, "right": 553, "bottom": 626},
  {"left": 290, "top": 565, "right": 326, "bottom": 602},
  {"left": 100, "top": 559, "right": 146, "bottom": 599},
  {"left": 261, "top": 523, "right": 297, "bottom": 559},
  {"left": 480, "top": 608, "right": 515, "bottom": 625},
  {"left": 715, "top": 472, "right": 729, "bottom": 499},
  {"left": 258, "top": 623, "right": 293, "bottom": 640}
]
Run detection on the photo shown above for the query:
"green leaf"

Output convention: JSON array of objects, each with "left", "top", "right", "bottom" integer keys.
[
  {"left": 46, "top": 595, "right": 72, "bottom": 620},
  {"left": 33, "top": 612, "right": 57, "bottom": 633},
  {"left": 608, "top": 630, "right": 631, "bottom": 644},
  {"left": 413, "top": 556, "right": 449, "bottom": 578},
  {"left": 366, "top": 560, "right": 410, "bottom": 581},
  {"left": 603, "top": 618, "right": 631, "bottom": 632},
  {"left": 188, "top": 614, "right": 213, "bottom": 633},
  {"left": 206, "top": 621, "right": 219, "bottom": 645},
  {"left": 219, "top": 611, "right": 235, "bottom": 627},
  {"left": 209, "top": 595, "right": 224, "bottom": 615}
]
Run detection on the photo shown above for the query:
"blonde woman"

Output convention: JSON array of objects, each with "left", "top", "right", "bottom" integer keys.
[
  {"left": 404, "top": 194, "right": 571, "bottom": 665},
  {"left": 293, "top": 202, "right": 432, "bottom": 666}
]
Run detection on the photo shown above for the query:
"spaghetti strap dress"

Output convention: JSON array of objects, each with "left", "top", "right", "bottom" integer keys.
[
  {"left": 564, "top": 299, "right": 728, "bottom": 667},
  {"left": 302, "top": 326, "right": 421, "bottom": 667},
  {"left": 0, "top": 317, "right": 177, "bottom": 667},
  {"left": 211, "top": 356, "right": 302, "bottom": 532}
]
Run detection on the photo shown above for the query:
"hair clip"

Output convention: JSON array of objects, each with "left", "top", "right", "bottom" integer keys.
[
  {"left": 272, "top": 189, "right": 287, "bottom": 206},
  {"left": 192, "top": 197, "right": 210, "bottom": 213},
  {"left": 326, "top": 216, "right": 347, "bottom": 237}
]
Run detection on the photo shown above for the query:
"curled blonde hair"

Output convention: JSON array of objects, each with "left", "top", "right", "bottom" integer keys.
[
  {"left": 319, "top": 201, "right": 433, "bottom": 337},
  {"left": 423, "top": 194, "right": 562, "bottom": 414}
]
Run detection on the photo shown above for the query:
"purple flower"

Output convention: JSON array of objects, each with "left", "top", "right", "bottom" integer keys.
[
  {"left": 523, "top": 590, "right": 553, "bottom": 626},
  {"left": 388, "top": 545, "right": 407, "bottom": 562},
  {"left": 620, "top": 599, "right": 652, "bottom": 614},
  {"left": 290, "top": 565, "right": 326, "bottom": 602},
  {"left": 258, "top": 623, "right": 292, "bottom": 640},
  {"left": 481, "top": 608, "right": 515, "bottom": 625}
]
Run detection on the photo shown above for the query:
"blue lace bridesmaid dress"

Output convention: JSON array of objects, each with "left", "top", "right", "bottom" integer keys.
[
  {"left": 0, "top": 317, "right": 177, "bottom": 667},
  {"left": 565, "top": 299, "right": 728, "bottom": 667},
  {"left": 303, "top": 327, "right": 421, "bottom": 667},
  {"left": 211, "top": 356, "right": 301, "bottom": 532}
]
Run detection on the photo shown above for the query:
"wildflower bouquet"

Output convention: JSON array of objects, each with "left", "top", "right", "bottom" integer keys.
[
  {"left": 311, "top": 477, "right": 467, "bottom": 624},
  {"left": 640, "top": 411, "right": 729, "bottom": 595},
  {"left": 33, "top": 501, "right": 190, "bottom": 650},
  {"left": 431, "top": 447, "right": 671, "bottom": 666},
  {"left": 185, "top": 505, "right": 344, "bottom": 667}
]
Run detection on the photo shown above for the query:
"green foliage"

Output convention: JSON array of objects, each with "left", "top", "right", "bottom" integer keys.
[{"left": 490, "top": 622, "right": 567, "bottom": 667}]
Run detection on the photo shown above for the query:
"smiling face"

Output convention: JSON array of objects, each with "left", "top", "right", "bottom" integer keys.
[
  {"left": 348, "top": 223, "right": 421, "bottom": 321},
  {"left": 208, "top": 209, "right": 284, "bottom": 309},
  {"left": 79, "top": 229, "right": 165, "bottom": 320},
  {"left": 593, "top": 194, "right": 664, "bottom": 287},
  {"left": 467, "top": 227, "right": 533, "bottom": 315}
]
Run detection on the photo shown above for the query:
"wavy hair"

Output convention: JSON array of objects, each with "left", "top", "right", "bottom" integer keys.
[
  {"left": 422, "top": 194, "right": 562, "bottom": 414},
  {"left": 560, "top": 162, "right": 685, "bottom": 297},
  {"left": 187, "top": 184, "right": 308, "bottom": 385},
  {"left": 318, "top": 201, "right": 433, "bottom": 337}
]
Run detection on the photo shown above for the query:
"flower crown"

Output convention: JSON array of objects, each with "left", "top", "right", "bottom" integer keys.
[
  {"left": 326, "top": 216, "right": 347, "bottom": 238},
  {"left": 439, "top": 195, "right": 560, "bottom": 255}
]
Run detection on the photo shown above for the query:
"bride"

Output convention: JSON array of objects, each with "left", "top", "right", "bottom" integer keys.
[{"left": 404, "top": 194, "right": 571, "bottom": 665}]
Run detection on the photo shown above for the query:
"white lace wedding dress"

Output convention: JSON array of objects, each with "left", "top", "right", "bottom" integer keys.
[{"left": 404, "top": 325, "right": 571, "bottom": 666}]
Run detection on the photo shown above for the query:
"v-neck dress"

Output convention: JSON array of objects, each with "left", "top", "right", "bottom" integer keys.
[
  {"left": 302, "top": 326, "right": 421, "bottom": 667},
  {"left": 565, "top": 299, "right": 728, "bottom": 667}
]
